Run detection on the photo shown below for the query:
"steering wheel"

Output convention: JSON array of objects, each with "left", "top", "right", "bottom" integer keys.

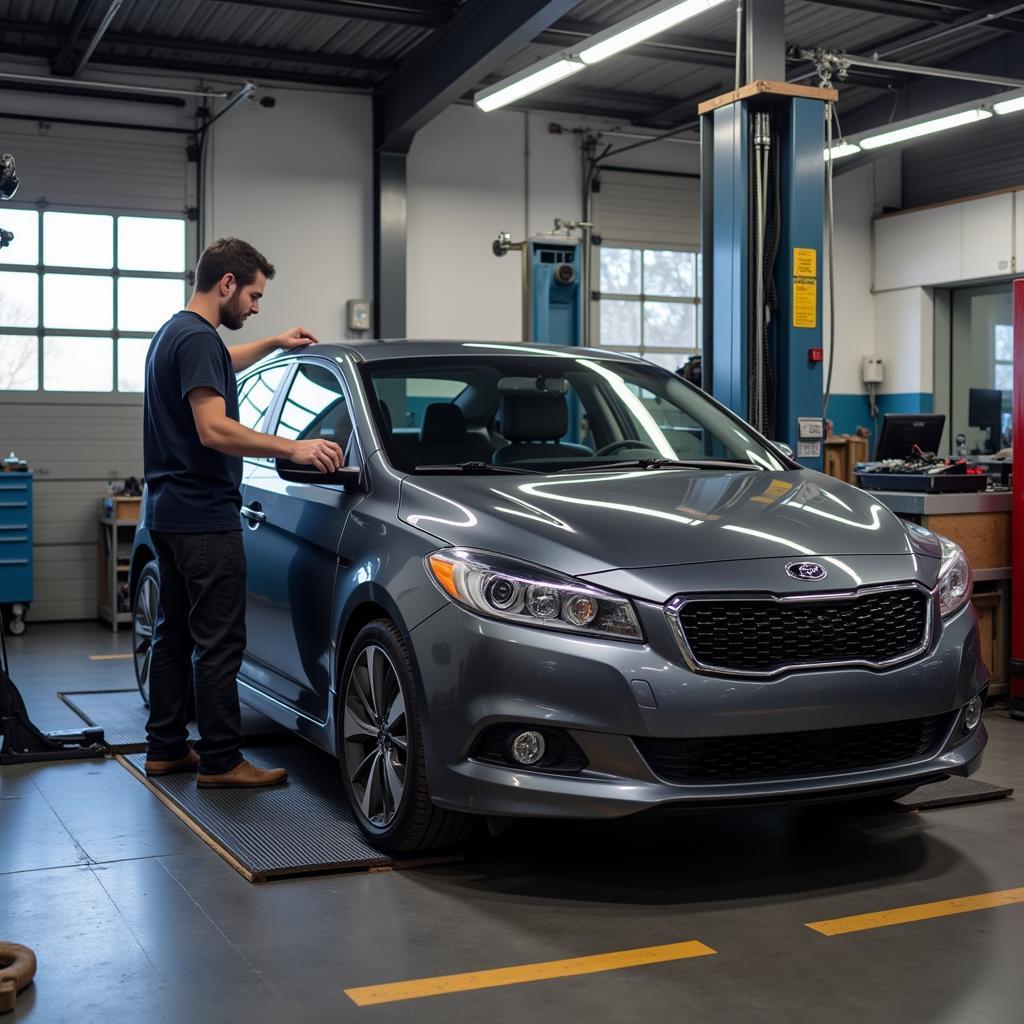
[{"left": 592, "top": 439, "right": 656, "bottom": 457}]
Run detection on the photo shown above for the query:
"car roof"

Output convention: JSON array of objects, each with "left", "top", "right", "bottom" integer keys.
[{"left": 296, "top": 340, "right": 652, "bottom": 365}]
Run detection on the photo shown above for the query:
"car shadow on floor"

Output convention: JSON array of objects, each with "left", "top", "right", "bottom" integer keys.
[{"left": 415, "top": 801, "right": 968, "bottom": 907}]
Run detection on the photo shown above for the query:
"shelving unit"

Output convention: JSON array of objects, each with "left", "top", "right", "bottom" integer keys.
[{"left": 97, "top": 513, "right": 137, "bottom": 632}]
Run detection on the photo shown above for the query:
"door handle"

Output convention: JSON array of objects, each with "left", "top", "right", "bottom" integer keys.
[{"left": 241, "top": 504, "right": 267, "bottom": 526}]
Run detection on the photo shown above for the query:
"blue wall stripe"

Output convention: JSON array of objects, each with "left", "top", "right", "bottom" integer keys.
[{"left": 827, "top": 393, "right": 933, "bottom": 445}]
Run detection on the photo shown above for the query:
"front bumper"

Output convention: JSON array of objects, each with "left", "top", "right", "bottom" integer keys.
[{"left": 410, "top": 599, "right": 988, "bottom": 819}]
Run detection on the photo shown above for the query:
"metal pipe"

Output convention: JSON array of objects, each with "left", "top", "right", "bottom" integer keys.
[
  {"left": 795, "top": 49, "right": 1024, "bottom": 89},
  {"left": 74, "top": 0, "right": 126, "bottom": 77},
  {"left": 734, "top": 0, "right": 743, "bottom": 90},
  {"left": 844, "top": 53, "right": 1024, "bottom": 89},
  {"left": 0, "top": 69, "right": 230, "bottom": 98}
]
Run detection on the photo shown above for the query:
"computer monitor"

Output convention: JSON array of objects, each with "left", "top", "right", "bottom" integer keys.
[
  {"left": 874, "top": 413, "right": 946, "bottom": 461},
  {"left": 968, "top": 387, "right": 1003, "bottom": 453},
  {"left": 969, "top": 387, "right": 1002, "bottom": 429}
]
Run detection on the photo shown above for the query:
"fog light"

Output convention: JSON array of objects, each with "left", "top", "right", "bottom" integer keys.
[
  {"left": 510, "top": 730, "right": 546, "bottom": 765},
  {"left": 964, "top": 695, "right": 983, "bottom": 731}
]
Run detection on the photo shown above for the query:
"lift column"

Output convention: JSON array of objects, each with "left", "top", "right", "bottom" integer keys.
[{"left": 700, "top": 81, "right": 837, "bottom": 469}]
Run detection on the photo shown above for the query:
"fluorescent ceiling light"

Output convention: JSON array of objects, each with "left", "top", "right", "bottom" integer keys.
[
  {"left": 578, "top": 0, "right": 731, "bottom": 65},
  {"left": 475, "top": 58, "right": 583, "bottom": 112},
  {"left": 994, "top": 94, "right": 1024, "bottom": 115},
  {"left": 825, "top": 142, "right": 861, "bottom": 160},
  {"left": 859, "top": 108, "right": 992, "bottom": 150}
]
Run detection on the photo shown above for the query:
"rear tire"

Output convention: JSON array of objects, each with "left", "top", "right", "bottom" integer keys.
[{"left": 338, "top": 619, "right": 473, "bottom": 855}]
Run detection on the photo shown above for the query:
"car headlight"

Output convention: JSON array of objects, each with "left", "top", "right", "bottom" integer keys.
[
  {"left": 937, "top": 535, "right": 972, "bottom": 618},
  {"left": 425, "top": 548, "right": 643, "bottom": 641}
]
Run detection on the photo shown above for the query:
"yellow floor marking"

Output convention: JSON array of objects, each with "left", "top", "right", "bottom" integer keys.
[
  {"left": 89, "top": 654, "right": 133, "bottom": 661},
  {"left": 344, "top": 940, "right": 716, "bottom": 1007},
  {"left": 807, "top": 886, "right": 1024, "bottom": 936}
]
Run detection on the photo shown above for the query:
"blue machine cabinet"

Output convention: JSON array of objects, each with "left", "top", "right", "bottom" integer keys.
[
  {"left": 0, "top": 471, "right": 33, "bottom": 634},
  {"left": 528, "top": 240, "right": 583, "bottom": 348}
]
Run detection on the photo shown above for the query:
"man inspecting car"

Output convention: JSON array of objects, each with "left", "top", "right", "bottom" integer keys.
[{"left": 142, "top": 237, "right": 344, "bottom": 788}]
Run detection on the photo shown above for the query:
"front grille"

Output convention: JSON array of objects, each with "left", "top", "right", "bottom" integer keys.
[
  {"left": 676, "top": 588, "right": 929, "bottom": 675},
  {"left": 635, "top": 713, "right": 954, "bottom": 783}
]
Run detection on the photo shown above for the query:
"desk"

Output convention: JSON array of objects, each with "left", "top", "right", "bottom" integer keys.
[{"left": 871, "top": 489, "right": 1011, "bottom": 693}]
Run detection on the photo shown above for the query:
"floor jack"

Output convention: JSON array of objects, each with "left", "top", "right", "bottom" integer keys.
[{"left": 0, "top": 612, "right": 106, "bottom": 765}]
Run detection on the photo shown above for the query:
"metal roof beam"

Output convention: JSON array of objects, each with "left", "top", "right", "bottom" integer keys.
[
  {"left": 375, "top": 0, "right": 579, "bottom": 153},
  {"left": 801, "top": 0, "right": 962, "bottom": 21},
  {"left": 861, "top": 0, "right": 1024, "bottom": 58},
  {"left": 72, "top": 0, "right": 126, "bottom": 76},
  {"left": 0, "top": 20, "right": 397, "bottom": 74},
  {"left": 203, "top": 0, "right": 455, "bottom": 28},
  {"left": 80, "top": 50, "right": 376, "bottom": 89},
  {"left": 51, "top": 0, "right": 102, "bottom": 75}
]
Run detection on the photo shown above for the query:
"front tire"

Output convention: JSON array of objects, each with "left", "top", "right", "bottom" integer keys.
[
  {"left": 132, "top": 561, "right": 159, "bottom": 707},
  {"left": 338, "top": 619, "right": 472, "bottom": 855}
]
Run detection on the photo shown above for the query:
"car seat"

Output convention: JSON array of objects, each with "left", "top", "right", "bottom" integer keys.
[{"left": 491, "top": 392, "right": 592, "bottom": 464}]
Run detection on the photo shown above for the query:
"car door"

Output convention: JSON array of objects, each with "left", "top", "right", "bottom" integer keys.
[{"left": 239, "top": 358, "right": 361, "bottom": 722}]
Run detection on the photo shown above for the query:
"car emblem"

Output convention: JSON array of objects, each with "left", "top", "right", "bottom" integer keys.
[{"left": 786, "top": 561, "right": 828, "bottom": 582}]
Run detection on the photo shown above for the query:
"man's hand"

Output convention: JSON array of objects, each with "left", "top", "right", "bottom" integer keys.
[
  {"left": 290, "top": 438, "right": 345, "bottom": 473},
  {"left": 276, "top": 326, "right": 319, "bottom": 350}
]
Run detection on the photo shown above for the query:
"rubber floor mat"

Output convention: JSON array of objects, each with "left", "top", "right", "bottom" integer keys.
[
  {"left": 119, "top": 744, "right": 400, "bottom": 881},
  {"left": 898, "top": 776, "right": 1013, "bottom": 810},
  {"left": 60, "top": 688, "right": 288, "bottom": 753}
]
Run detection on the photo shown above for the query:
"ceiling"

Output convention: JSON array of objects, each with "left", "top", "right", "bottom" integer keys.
[{"left": 0, "top": 1, "right": 1022, "bottom": 134}]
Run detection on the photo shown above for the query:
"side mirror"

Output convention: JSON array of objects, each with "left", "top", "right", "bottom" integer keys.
[
  {"left": 773, "top": 441, "right": 795, "bottom": 459},
  {"left": 275, "top": 459, "right": 362, "bottom": 490}
]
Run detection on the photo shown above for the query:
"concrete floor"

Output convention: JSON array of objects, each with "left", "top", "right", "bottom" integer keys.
[{"left": 2, "top": 622, "right": 1023, "bottom": 1023}]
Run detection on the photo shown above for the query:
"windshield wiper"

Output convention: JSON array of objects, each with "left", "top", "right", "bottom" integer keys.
[
  {"left": 552, "top": 458, "right": 764, "bottom": 473},
  {"left": 413, "top": 461, "right": 536, "bottom": 475}
]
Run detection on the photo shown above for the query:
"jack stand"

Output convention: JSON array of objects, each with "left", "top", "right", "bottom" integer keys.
[{"left": 0, "top": 612, "right": 106, "bottom": 765}]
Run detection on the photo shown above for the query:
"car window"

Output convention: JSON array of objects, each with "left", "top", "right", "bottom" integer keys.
[
  {"left": 275, "top": 363, "right": 352, "bottom": 446},
  {"left": 375, "top": 376, "right": 466, "bottom": 432},
  {"left": 237, "top": 364, "right": 286, "bottom": 431},
  {"left": 360, "top": 354, "right": 785, "bottom": 473}
]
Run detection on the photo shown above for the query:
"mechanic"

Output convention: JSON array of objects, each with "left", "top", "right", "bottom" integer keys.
[{"left": 142, "top": 237, "right": 344, "bottom": 788}]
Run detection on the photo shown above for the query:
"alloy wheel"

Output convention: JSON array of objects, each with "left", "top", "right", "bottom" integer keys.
[
  {"left": 343, "top": 643, "right": 408, "bottom": 828},
  {"left": 133, "top": 573, "right": 158, "bottom": 705}
]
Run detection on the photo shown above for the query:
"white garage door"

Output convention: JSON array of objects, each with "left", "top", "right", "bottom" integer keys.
[{"left": 0, "top": 118, "right": 191, "bottom": 622}]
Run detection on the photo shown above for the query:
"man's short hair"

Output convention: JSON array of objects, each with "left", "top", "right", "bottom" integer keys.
[{"left": 195, "top": 237, "right": 275, "bottom": 292}]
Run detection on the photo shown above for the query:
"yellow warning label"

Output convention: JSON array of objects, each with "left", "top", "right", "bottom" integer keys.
[
  {"left": 793, "top": 280, "right": 817, "bottom": 328},
  {"left": 793, "top": 247, "right": 817, "bottom": 278}
]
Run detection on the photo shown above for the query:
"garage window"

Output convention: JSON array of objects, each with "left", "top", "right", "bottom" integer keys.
[
  {"left": 0, "top": 208, "right": 188, "bottom": 393},
  {"left": 596, "top": 245, "right": 700, "bottom": 373}
]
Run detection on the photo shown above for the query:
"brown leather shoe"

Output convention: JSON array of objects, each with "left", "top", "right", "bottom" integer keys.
[
  {"left": 145, "top": 748, "right": 200, "bottom": 777},
  {"left": 197, "top": 758, "right": 288, "bottom": 789}
]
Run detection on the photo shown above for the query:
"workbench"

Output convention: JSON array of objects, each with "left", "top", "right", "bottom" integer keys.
[{"left": 871, "top": 489, "right": 1011, "bottom": 695}]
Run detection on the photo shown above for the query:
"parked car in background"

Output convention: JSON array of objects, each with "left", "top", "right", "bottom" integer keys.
[{"left": 130, "top": 341, "right": 988, "bottom": 853}]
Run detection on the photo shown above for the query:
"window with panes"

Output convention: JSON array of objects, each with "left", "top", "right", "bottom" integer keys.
[
  {"left": 0, "top": 208, "right": 187, "bottom": 393},
  {"left": 596, "top": 246, "right": 700, "bottom": 374}
]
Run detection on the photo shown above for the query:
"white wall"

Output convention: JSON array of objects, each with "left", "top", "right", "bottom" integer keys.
[
  {"left": 825, "top": 155, "right": 902, "bottom": 396},
  {"left": 406, "top": 103, "right": 698, "bottom": 341},
  {"left": 205, "top": 90, "right": 373, "bottom": 345}
]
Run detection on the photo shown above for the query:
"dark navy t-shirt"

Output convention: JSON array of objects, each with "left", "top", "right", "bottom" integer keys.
[{"left": 143, "top": 310, "right": 242, "bottom": 533}]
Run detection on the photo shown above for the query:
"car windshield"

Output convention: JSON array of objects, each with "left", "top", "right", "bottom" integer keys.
[{"left": 359, "top": 349, "right": 788, "bottom": 474}]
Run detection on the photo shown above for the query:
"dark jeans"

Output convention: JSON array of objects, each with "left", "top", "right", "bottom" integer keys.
[{"left": 146, "top": 530, "right": 246, "bottom": 775}]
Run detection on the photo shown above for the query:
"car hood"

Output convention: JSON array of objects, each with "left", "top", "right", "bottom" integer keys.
[{"left": 397, "top": 467, "right": 935, "bottom": 578}]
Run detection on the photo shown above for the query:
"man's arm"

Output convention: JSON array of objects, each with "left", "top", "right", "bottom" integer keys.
[
  {"left": 229, "top": 326, "right": 320, "bottom": 372},
  {"left": 188, "top": 388, "right": 344, "bottom": 473}
]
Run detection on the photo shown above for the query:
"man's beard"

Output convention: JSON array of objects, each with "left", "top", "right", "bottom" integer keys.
[{"left": 221, "top": 294, "right": 248, "bottom": 331}]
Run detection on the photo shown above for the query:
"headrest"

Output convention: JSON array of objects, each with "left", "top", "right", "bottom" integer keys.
[
  {"left": 421, "top": 403, "right": 466, "bottom": 445},
  {"left": 501, "top": 392, "right": 568, "bottom": 442}
]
